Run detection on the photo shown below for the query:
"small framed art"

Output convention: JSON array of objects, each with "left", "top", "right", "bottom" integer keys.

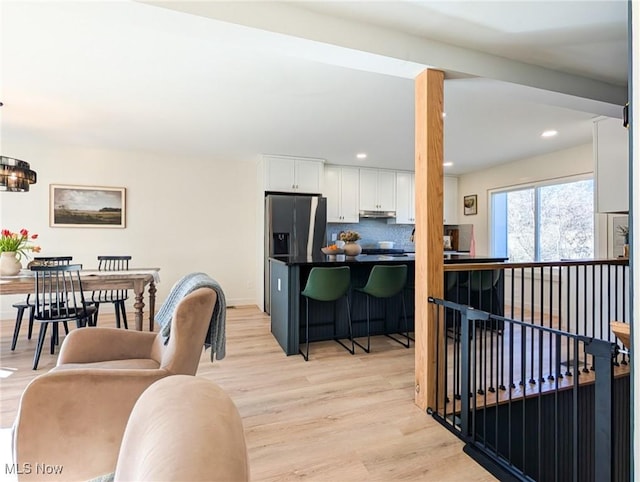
[{"left": 463, "top": 194, "right": 477, "bottom": 216}]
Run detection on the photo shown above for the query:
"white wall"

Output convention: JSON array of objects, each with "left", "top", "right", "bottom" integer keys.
[
  {"left": 0, "top": 139, "right": 259, "bottom": 317},
  {"left": 457, "top": 143, "right": 594, "bottom": 255}
]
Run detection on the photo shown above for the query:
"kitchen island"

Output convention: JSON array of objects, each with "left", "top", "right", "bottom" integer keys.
[{"left": 269, "top": 253, "right": 507, "bottom": 355}]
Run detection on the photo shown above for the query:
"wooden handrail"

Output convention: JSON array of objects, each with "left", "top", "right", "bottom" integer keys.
[
  {"left": 611, "top": 320, "right": 631, "bottom": 348},
  {"left": 444, "top": 258, "right": 629, "bottom": 272}
]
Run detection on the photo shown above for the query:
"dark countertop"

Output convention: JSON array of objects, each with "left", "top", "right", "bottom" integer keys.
[
  {"left": 269, "top": 253, "right": 508, "bottom": 266},
  {"left": 269, "top": 254, "right": 416, "bottom": 266},
  {"left": 444, "top": 254, "right": 509, "bottom": 264}
]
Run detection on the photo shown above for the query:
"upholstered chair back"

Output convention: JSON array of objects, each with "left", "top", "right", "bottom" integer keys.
[{"left": 152, "top": 288, "right": 217, "bottom": 374}]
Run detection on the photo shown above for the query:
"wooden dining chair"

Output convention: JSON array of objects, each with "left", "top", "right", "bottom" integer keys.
[
  {"left": 91, "top": 255, "right": 132, "bottom": 328},
  {"left": 11, "top": 256, "right": 73, "bottom": 352},
  {"left": 31, "top": 264, "right": 96, "bottom": 369}
]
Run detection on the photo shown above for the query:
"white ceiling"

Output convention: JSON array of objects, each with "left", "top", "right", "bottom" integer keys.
[{"left": 0, "top": 1, "right": 629, "bottom": 175}]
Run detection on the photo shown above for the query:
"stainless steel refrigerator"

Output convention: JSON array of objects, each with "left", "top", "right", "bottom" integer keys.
[{"left": 264, "top": 194, "right": 327, "bottom": 314}]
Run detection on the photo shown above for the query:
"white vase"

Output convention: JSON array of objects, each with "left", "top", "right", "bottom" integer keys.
[
  {"left": 0, "top": 252, "right": 22, "bottom": 276},
  {"left": 343, "top": 242, "right": 362, "bottom": 257}
]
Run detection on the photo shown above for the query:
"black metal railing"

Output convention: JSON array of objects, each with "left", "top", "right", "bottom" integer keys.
[
  {"left": 429, "top": 298, "right": 630, "bottom": 482},
  {"left": 444, "top": 259, "right": 630, "bottom": 348}
]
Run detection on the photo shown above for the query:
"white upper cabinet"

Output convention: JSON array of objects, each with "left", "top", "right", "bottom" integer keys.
[
  {"left": 264, "top": 155, "right": 324, "bottom": 194},
  {"left": 359, "top": 168, "right": 396, "bottom": 211},
  {"left": 395, "top": 171, "right": 415, "bottom": 224},
  {"left": 593, "top": 117, "right": 629, "bottom": 213},
  {"left": 324, "top": 166, "right": 359, "bottom": 223},
  {"left": 444, "top": 176, "right": 458, "bottom": 224}
]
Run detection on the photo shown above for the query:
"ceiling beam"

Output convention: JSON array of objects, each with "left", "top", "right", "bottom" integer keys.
[{"left": 139, "top": 0, "right": 627, "bottom": 111}]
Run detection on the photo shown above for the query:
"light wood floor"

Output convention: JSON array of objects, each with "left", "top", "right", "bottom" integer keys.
[{"left": 0, "top": 306, "right": 495, "bottom": 481}]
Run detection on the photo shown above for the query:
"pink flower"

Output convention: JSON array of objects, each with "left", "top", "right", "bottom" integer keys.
[{"left": 0, "top": 228, "right": 41, "bottom": 260}]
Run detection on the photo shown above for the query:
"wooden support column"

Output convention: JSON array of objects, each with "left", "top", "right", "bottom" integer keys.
[{"left": 414, "top": 68, "right": 444, "bottom": 411}]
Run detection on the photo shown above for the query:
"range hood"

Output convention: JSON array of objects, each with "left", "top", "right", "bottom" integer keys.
[{"left": 359, "top": 210, "right": 396, "bottom": 219}]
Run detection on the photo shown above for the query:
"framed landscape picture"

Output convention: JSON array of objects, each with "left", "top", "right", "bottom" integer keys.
[
  {"left": 463, "top": 194, "right": 477, "bottom": 216},
  {"left": 50, "top": 184, "right": 126, "bottom": 228}
]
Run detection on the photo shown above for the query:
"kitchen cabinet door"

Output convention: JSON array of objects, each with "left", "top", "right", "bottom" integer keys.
[
  {"left": 359, "top": 168, "right": 396, "bottom": 211},
  {"left": 339, "top": 167, "right": 360, "bottom": 222},
  {"left": 324, "top": 166, "right": 341, "bottom": 222},
  {"left": 325, "top": 166, "right": 359, "bottom": 222},
  {"left": 395, "top": 171, "right": 415, "bottom": 224},
  {"left": 444, "top": 176, "right": 458, "bottom": 224},
  {"left": 295, "top": 160, "right": 324, "bottom": 194},
  {"left": 594, "top": 117, "right": 629, "bottom": 213},
  {"left": 265, "top": 156, "right": 296, "bottom": 192},
  {"left": 359, "top": 169, "right": 379, "bottom": 211},
  {"left": 264, "top": 156, "right": 324, "bottom": 194},
  {"left": 377, "top": 170, "right": 396, "bottom": 211}
]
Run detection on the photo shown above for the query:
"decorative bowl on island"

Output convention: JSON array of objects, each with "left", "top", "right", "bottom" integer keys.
[{"left": 321, "top": 246, "right": 344, "bottom": 255}]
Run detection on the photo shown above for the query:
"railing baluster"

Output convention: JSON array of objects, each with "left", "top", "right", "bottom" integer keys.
[
  {"left": 582, "top": 265, "right": 590, "bottom": 374},
  {"left": 548, "top": 266, "right": 555, "bottom": 381},
  {"left": 572, "top": 339, "right": 579, "bottom": 482},
  {"left": 553, "top": 333, "right": 559, "bottom": 482},
  {"left": 566, "top": 266, "right": 572, "bottom": 376},
  {"left": 529, "top": 266, "right": 535, "bottom": 384},
  {"left": 620, "top": 264, "right": 628, "bottom": 365},
  {"left": 539, "top": 265, "right": 545, "bottom": 383},
  {"left": 460, "top": 307, "right": 470, "bottom": 436}
]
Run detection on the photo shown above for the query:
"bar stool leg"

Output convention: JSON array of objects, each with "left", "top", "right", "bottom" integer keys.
[
  {"left": 334, "top": 295, "right": 355, "bottom": 355},
  {"left": 353, "top": 295, "right": 371, "bottom": 353},
  {"left": 299, "top": 297, "right": 310, "bottom": 361},
  {"left": 385, "top": 293, "right": 411, "bottom": 348}
]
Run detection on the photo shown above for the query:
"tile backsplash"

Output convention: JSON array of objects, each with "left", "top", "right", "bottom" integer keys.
[
  {"left": 328, "top": 219, "right": 474, "bottom": 252},
  {"left": 328, "top": 219, "right": 415, "bottom": 251}
]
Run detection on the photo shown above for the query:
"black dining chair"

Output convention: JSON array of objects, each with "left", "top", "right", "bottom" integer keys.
[
  {"left": 11, "top": 256, "right": 73, "bottom": 352},
  {"left": 91, "top": 255, "right": 132, "bottom": 328},
  {"left": 31, "top": 264, "right": 97, "bottom": 369}
]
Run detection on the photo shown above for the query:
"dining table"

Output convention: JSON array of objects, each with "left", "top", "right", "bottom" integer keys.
[{"left": 0, "top": 268, "right": 160, "bottom": 331}]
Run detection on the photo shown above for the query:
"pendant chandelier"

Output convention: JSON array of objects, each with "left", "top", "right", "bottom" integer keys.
[{"left": 0, "top": 156, "right": 38, "bottom": 192}]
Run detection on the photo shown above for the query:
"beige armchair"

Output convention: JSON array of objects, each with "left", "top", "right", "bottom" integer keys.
[
  {"left": 114, "top": 375, "right": 249, "bottom": 481},
  {"left": 13, "top": 287, "right": 217, "bottom": 481}
]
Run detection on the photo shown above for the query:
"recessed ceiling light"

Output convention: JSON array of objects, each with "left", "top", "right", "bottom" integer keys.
[
  {"left": 541, "top": 130, "right": 558, "bottom": 138},
  {"left": 356, "top": 153, "right": 367, "bottom": 159},
  {"left": 442, "top": 112, "right": 447, "bottom": 118},
  {"left": 443, "top": 162, "right": 453, "bottom": 167}
]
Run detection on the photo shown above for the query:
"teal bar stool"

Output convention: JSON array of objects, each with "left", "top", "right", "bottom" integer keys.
[
  {"left": 300, "top": 266, "right": 354, "bottom": 361},
  {"left": 354, "top": 264, "right": 410, "bottom": 353}
]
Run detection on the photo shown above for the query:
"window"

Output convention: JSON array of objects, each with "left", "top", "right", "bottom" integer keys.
[{"left": 491, "top": 178, "right": 594, "bottom": 262}]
